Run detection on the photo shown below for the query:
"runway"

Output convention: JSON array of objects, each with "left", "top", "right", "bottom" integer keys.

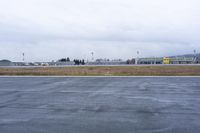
[{"left": 0, "top": 77, "right": 200, "bottom": 133}]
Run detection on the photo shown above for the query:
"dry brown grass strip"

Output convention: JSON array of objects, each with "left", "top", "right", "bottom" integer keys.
[{"left": 0, "top": 66, "right": 200, "bottom": 76}]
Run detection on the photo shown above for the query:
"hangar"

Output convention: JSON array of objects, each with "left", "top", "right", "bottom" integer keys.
[{"left": 0, "top": 60, "right": 14, "bottom": 66}]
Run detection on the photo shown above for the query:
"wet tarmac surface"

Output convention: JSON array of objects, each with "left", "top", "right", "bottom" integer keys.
[{"left": 0, "top": 77, "right": 200, "bottom": 133}]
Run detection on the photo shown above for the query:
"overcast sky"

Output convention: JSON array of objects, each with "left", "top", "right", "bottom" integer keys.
[{"left": 0, "top": 0, "right": 200, "bottom": 62}]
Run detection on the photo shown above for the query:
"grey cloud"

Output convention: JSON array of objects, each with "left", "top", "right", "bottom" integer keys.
[{"left": 0, "top": 0, "right": 200, "bottom": 61}]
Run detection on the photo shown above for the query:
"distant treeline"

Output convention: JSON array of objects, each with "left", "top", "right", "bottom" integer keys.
[
  {"left": 73, "top": 59, "right": 85, "bottom": 65},
  {"left": 58, "top": 57, "right": 85, "bottom": 65}
]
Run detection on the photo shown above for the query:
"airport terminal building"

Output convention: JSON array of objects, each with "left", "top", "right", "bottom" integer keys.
[{"left": 137, "top": 57, "right": 195, "bottom": 64}]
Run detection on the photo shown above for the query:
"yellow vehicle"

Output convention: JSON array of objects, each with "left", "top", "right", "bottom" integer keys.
[{"left": 163, "top": 57, "right": 170, "bottom": 64}]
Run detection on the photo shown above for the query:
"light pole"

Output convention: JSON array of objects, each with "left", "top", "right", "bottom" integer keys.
[
  {"left": 91, "top": 52, "right": 94, "bottom": 62},
  {"left": 136, "top": 51, "right": 139, "bottom": 65},
  {"left": 22, "top": 53, "right": 25, "bottom": 62},
  {"left": 194, "top": 50, "right": 196, "bottom": 64}
]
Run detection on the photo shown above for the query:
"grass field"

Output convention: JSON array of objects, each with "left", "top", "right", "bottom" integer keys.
[{"left": 0, "top": 66, "right": 200, "bottom": 76}]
